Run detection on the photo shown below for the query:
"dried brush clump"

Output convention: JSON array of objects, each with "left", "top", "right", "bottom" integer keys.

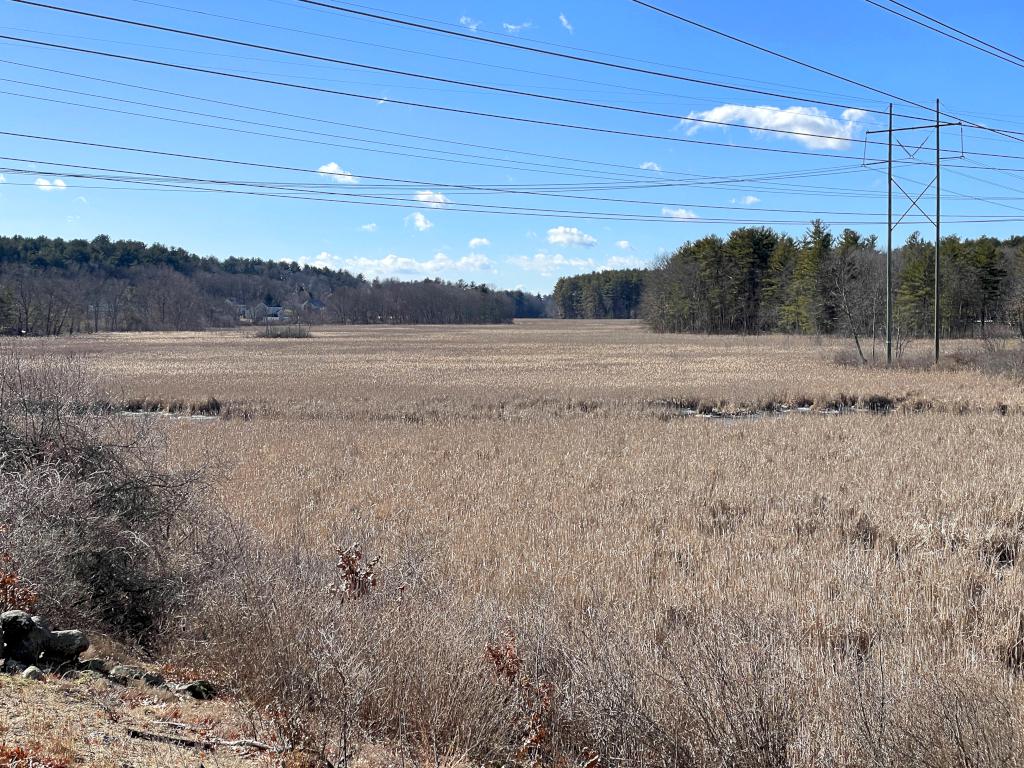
[{"left": 0, "top": 347, "right": 228, "bottom": 645}]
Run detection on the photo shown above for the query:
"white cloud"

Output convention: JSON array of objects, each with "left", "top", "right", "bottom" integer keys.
[
  {"left": 662, "top": 207, "right": 698, "bottom": 220},
  {"left": 342, "top": 252, "right": 492, "bottom": 278},
  {"left": 733, "top": 195, "right": 760, "bottom": 206},
  {"left": 598, "top": 255, "right": 645, "bottom": 271},
  {"left": 547, "top": 225, "right": 597, "bottom": 247},
  {"left": 461, "top": 253, "right": 492, "bottom": 270},
  {"left": 35, "top": 178, "right": 67, "bottom": 192},
  {"left": 408, "top": 212, "right": 433, "bottom": 232},
  {"left": 360, "top": 223, "right": 378, "bottom": 232},
  {"left": 0, "top": 174, "right": 5, "bottom": 184},
  {"left": 640, "top": 161, "right": 662, "bottom": 171},
  {"left": 415, "top": 190, "right": 451, "bottom": 208},
  {"left": 559, "top": 13, "right": 573, "bottom": 32},
  {"left": 503, "top": 21, "right": 532, "bottom": 33},
  {"left": 317, "top": 162, "right": 358, "bottom": 184},
  {"left": 682, "top": 104, "right": 867, "bottom": 149},
  {"left": 459, "top": 15, "right": 482, "bottom": 31},
  {"left": 469, "top": 237, "right": 491, "bottom": 249},
  {"left": 304, "top": 251, "right": 343, "bottom": 270},
  {"left": 615, "top": 240, "right": 632, "bottom": 250},
  {"left": 508, "top": 252, "right": 595, "bottom": 276}
]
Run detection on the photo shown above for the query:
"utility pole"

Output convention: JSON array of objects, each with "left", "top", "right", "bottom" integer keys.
[
  {"left": 886, "top": 103, "right": 893, "bottom": 366},
  {"left": 934, "top": 98, "right": 941, "bottom": 364}
]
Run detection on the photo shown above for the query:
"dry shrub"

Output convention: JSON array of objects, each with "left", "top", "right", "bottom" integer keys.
[
  {"left": 848, "top": 662, "right": 1019, "bottom": 767},
  {"left": 0, "top": 347, "right": 226, "bottom": 645},
  {"left": 187, "top": 530, "right": 519, "bottom": 765}
]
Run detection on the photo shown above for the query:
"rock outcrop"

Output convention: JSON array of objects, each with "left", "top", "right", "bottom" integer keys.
[{"left": 0, "top": 610, "right": 89, "bottom": 668}]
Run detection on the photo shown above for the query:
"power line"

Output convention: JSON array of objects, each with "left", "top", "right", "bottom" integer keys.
[
  {"left": 0, "top": 58, "right": 688, "bottom": 183},
  {"left": 283, "top": 0, "right": 886, "bottom": 107},
  {"left": 7, "top": 1, "right": 1021, "bottom": 232},
  {"left": 0, "top": 58, "right": 902, "bottom": 189},
  {"left": 1, "top": 167, "right": 925, "bottom": 225},
  {"left": 186, "top": 0, "right": 911, "bottom": 118},
  {"left": 0, "top": 135, "right": 910, "bottom": 210},
  {"left": 5, "top": 2, "right": 895, "bottom": 148},
  {"left": 7, "top": 169, "right": 1019, "bottom": 225},
  {"left": 8, "top": 67, "right": 1021, "bottom": 169},
  {"left": 0, "top": 34, "right": 879, "bottom": 161},
  {"left": 295, "top": 0, "right": 1024, "bottom": 154},
  {"left": 3, "top": 76, "right": 937, "bottom": 202},
  {"left": 101, "top": 0, "right": 911, "bottom": 111},
  {"left": 626, "top": 0, "right": 1024, "bottom": 148},
  {"left": 862, "top": 0, "right": 1024, "bottom": 70},
  {"left": 0, "top": 154, "right": 947, "bottom": 218},
  {"left": 0, "top": 146, "right": 1010, "bottom": 223},
  {"left": 628, "top": 0, "right": 934, "bottom": 113}
]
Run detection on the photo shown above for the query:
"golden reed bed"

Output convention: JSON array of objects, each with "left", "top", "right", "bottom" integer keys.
[{"left": 14, "top": 320, "right": 1024, "bottom": 765}]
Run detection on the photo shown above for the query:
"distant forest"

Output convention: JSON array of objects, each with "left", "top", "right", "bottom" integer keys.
[
  {"left": 551, "top": 269, "right": 648, "bottom": 320},
  {"left": 0, "top": 235, "right": 547, "bottom": 334},
  {"left": 553, "top": 223, "right": 1024, "bottom": 354}
]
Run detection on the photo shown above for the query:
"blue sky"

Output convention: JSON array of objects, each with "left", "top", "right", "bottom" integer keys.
[{"left": 1, "top": 0, "right": 1023, "bottom": 292}]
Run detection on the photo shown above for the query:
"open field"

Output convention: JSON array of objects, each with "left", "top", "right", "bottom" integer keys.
[
  {"left": 10, "top": 321, "right": 1024, "bottom": 765},
  {"left": 28, "top": 320, "right": 1024, "bottom": 418}
]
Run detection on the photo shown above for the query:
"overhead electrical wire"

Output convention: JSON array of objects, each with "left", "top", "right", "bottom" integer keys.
[
  {"left": 0, "top": 154, "right": 953, "bottom": 217},
  {"left": 626, "top": 0, "right": 1024, "bottom": 149},
  {"left": 2, "top": 3, "right": 898, "bottom": 148},
  {"left": 0, "top": 132, "right": 922, "bottom": 208},
  {"left": 4, "top": 0, "right": 1022, "bottom": 233},
  {"left": 0, "top": 78, "right": 938, "bottom": 201},
  {"left": 0, "top": 34, "right": 883, "bottom": 162},
  {"left": 4, "top": 164, "right": 1008, "bottom": 225},
  {"left": 0, "top": 58, "right": 894, "bottom": 187},
  {"left": 862, "top": 0, "right": 1024, "bottom": 70},
  {"left": 3, "top": 67, "right": 1018, "bottom": 170},
  {"left": 11, "top": 0, "right": 906, "bottom": 120}
]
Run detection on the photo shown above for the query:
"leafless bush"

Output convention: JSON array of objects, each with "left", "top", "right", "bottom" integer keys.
[
  {"left": 848, "top": 662, "right": 1019, "bottom": 768},
  {"left": 188, "top": 532, "right": 519, "bottom": 765},
  {"left": 0, "top": 346, "right": 226, "bottom": 645}
]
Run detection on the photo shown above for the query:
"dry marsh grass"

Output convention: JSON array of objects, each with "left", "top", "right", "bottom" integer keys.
[
  {"left": 11, "top": 321, "right": 1024, "bottom": 766},
  {"left": 24, "top": 320, "right": 1024, "bottom": 419}
]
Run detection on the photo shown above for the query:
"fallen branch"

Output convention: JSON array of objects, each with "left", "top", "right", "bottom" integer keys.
[
  {"left": 127, "top": 728, "right": 215, "bottom": 751},
  {"left": 128, "top": 726, "right": 279, "bottom": 752}
]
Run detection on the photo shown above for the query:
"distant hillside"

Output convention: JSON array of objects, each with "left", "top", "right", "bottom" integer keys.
[{"left": 0, "top": 235, "right": 547, "bottom": 334}]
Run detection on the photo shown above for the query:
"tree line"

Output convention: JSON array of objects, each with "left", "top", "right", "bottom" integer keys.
[
  {"left": 551, "top": 269, "right": 648, "bottom": 319},
  {"left": 553, "top": 223, "right": 1024, "bottom": 359},
  {"left": 0, "top": 235, "right": 547, "bottom": 334}
]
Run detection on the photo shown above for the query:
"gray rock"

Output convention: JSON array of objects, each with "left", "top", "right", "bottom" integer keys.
[
  {"left": 0, "top": 611, "right": 45, "bottom": 662},
  {"left": 22, "top": 666, "right": 44, "bottom": 682},
  {"left": 108, "top": 664, "right": 165, "bottom": 687},
  {"left": 108, "top": 664, "right": 143, "bottom": 685},
  {"left": 64, "top": 669, "right": 106, "bottom": 683},
  {"left": 79, "top": 658, "right": 113, "bottom": 675},
  {"left": 176, "top": 680, "right": 217, "bottom": 700},
  {"left": 47, "top": 630, "right": 89, "bottom": 662},
  {"left": 0, "top": 611, "right": 90, "bottom": 666}
]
